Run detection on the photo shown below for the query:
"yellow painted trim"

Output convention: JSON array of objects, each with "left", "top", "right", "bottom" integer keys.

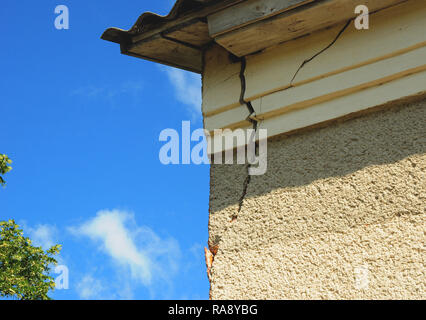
[
  {"left": 203, "top": 102, "right": 242, "bottom": 118},
  {"left": 258, "top": 64, "right": 426, "bottom": 121},
  {"left": 203, "top": 41, "right": 426, "bottom": 119},
  {"left": 249, "top": 41, "right": 426, "bottom": 102},
  {"left": 207, "top": 65, "right": 426, "bottom": 135}
]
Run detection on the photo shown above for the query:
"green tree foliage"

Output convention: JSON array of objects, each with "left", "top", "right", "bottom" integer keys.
[
  {"left": 0, "top": 220, "right": 61, "bottom": 300},
  {"left": 0, "top": 154, "right": 12, "bottom": 186}
]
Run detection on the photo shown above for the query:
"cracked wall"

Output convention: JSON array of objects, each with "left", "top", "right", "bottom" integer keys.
[
  {"left": 202, "top": 0, "right": 426, "bottom": 299},
  {"left": 208, "top": 97, "right": 426, "bottom": 299},
  {"left": 203, "top": 1, "right": 426, "bottom": 139}
]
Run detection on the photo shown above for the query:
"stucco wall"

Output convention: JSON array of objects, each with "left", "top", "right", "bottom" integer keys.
[{"left": 208, "top": 97, "right": 426, "bottom": 299}]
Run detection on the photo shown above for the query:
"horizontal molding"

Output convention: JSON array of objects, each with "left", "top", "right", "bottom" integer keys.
[
  {"left": 244, "top": 0, "right": 426, "bottom": 102},
  {"left": 258, "top": 71, "right": 426, "bottom": 139},
  {"left": 205, "top": 44, "right": 426, "bottom": 132},
  {"left": 249, "top": 41, "right": 426, "bottom": 103},
  {"left": 253, "top": 50, "right": 426, "bottom": 119},
  {"left": 259, "top": 65, "right": 426, "bottom": 120},
  {"left": 204, "top": 105, "right": 250, "bottom": 132},
  {"left": 207, "top": 70, "right": 426, "bottom": 153},
  {"left": 202, "top": 0, "right": 426, "bottom": 136},
  {"left": 204, "top": 40, "right": 426, "bottom": 120}
]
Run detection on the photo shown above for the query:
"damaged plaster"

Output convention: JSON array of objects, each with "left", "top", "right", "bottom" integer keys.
[{"left": 208, "top": 96, "right": 426, "bottom": 299}]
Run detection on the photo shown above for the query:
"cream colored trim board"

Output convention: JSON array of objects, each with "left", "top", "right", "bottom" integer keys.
[
  {"left": 202, "top": 45, "right": 242, "bottom": 115},
  {"left": 207, "top": 64, "right": 426, "bottom": 138},
  {"left": 257, "top": 64, "right": 426, "bottom": 121},
  {"left": 204, "top": 105, "right": 251, "bottom": 132},
  {"left": 252, "top": 41, "right": 426, "bottom": 103},
  {"left": 207, "top": 70, "right": 426, "bottom": 153},
  {"left": 203, "top": 101, "right": 243, "bottom": 118},
  {"left": 202, "top": 0, "right": 426, "bottom": 137},
  {"left": 244, "top": 0, "right": 426, "bottom": 101},
  {"left": 205, "top": 51, "right": 426, "bottom": 132},
  {"left": 259, "top": 71, "right": 426, "bottom": 139},
  {"left": 204, "top": 40, "right": 426, "bottom": 121},
  {"left": 253, "top": 49, "right": 426, "bottom": 120}
]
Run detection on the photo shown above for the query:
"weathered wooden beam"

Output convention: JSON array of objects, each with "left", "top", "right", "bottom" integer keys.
[
  {"left": 131, "top": 0, "right": 245, "bottom": 43},
  {"left": 163, "top": 20, "right": 211, "bottom": 48},
  {"left": 207, "top": 0, "right": 313, "bottom": 37},
  {"left": 125, "top": 34, "right": 203, "bottom": 73},
  {"left": 213, "top": 0, "right": 409, "bottom": 57}
]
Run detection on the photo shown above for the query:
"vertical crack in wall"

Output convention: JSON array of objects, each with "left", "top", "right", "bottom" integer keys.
[
  {"left": 234, "top": 164, "right": 251, "bottom": 220},
  {"left": 231, "top": 56, "right": 260, "bottom": 221},
  {"left": 239, "top": 57, "right": 256, "bottom": 117},
  {"left": 290, "top": 19, "right": 352, "bottom": 85},
  {"left": 208, "top": 20, "right": 352, "bottom": 284},
  {"left": 231, "top": 20, "right": 352, "bottom": 222},
  {"left": 207, "top": 55, "right": 262, "bottom": 290}
]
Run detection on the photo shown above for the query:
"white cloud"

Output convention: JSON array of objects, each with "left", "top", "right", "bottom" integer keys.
[
  {"left": 163, "top": 67, "right": 202, "bottom": 118},
  {"left": 26, "top": 224, "right": 57, "bottom": 250},
  {"left": 70, "top": 81, "right": 144, "bottom": 105},
  {"left": 76, "top": 272, "right": 142, "bottom": 300},
  {"left": 23, "top": 223, "right": 66, "bottom": 266},
  {"left": 76, "top": 275, "right": 106, "bottom": 300},
  {"left": 69, "top": 210, "right": 181, "bottom": 291}
]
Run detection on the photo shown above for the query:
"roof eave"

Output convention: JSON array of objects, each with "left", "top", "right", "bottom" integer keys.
[{"left": 101, "top": 0, "right": 244, "bottom": 73}]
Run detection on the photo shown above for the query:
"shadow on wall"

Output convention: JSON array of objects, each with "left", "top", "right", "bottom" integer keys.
[{"left": 210, "top": 93, "right": 426, "bottom": 212}]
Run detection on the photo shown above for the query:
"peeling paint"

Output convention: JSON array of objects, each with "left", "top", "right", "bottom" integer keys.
[{"left": 204, "top": 247, "right": 214, "bottom": 282}]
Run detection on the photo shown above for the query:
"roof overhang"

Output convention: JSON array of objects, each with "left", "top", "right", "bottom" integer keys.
[
  {"left": 102, "top": 0, "right": 410, "bottom": 73},
  {"left": 101, "top": 0, "right": 245, "bottom": 73}
]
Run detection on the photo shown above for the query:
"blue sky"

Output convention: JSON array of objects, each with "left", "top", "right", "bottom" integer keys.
[{"left": 0, "top": 0, "right": 210, "bottom": 299}]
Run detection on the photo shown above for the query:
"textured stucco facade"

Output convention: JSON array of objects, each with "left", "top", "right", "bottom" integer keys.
[{"left": 208, "top": 97, "right": 426, "bottom": 299}]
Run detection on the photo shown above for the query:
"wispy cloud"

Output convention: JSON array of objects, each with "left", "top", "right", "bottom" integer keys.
[
  {"left": 69, "top": 209, "right": 181, "bottom": 298},
  {"left": 76, "top": 275, "right": 106, "bottom": 300},
  {"left": 70, "top": 81, "right": 144, "bottom": 106},
  {"left": 23, "top": 223, "right": 66, "bottom": 267},
  {"left": 25, "top": 224, "right": 58, "bottom": 250},
  {"left": 163, "top": 67, "right": 202, "bottom": 119},
  {"left": 70, "top": 210, "right": 152, "bottom": 284}
]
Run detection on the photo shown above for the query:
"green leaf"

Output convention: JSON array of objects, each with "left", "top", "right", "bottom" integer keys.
[
  {"left": 0, "top": 220, "right": 61, "bottom": 300},
  {"left": 0, "top": 154, "right": 12, "bottom": 186}
]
